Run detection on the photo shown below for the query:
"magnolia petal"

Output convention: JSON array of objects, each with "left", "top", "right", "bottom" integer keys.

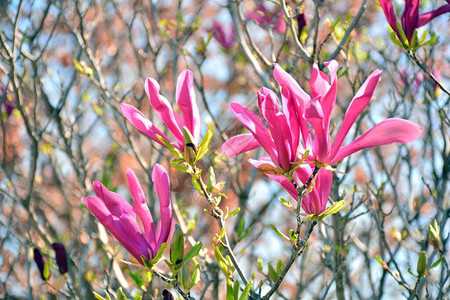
[
  {"left": 93, "top": 181, "right": 133, "bottom": 216},
  {"left": 329, "top": 69, "right": 382, "bottom": 163},
  {"left": 229, "top": 102, "right": 278, "bottom": 164},
  {"left": 120, "top": 103, "right": 169, "bottom": 148},
  {"left": 83, "top": 196, "right": 150, "bottom": 263},
  {"left": 127, "top": 168, "right": 156, "bottom": 247},
  {"left": 176, "top": 70, "right": 201, "bottom": 144},
  {"left": 145, "top": 78, "right": 184, "bottom": 147},
  {"left": 418, "top": 4, "right": 450, "bottom": 27},
  {"left": 378, "top": 0, "right": 400, "bottom": 36},
  {"left": 248, "top": 158, "right": 285, "bottom": 175},
  {"left": 331, "top": 118, "right": 423, "bottom": 164},
  {"left": 152, "top": 164, "right": 173, "bottom": 248},
  {"left": 220, "top": 133, "right": 260, "bottom": 157},
  {"left": 401, "top": 0, "right": 420, "bottom": 41},
  {"left": 258, "top": 88, "right": 293, "bottom": 170},
  {"left": 273, "top": 64, "right": 312, "bottom": 147}
]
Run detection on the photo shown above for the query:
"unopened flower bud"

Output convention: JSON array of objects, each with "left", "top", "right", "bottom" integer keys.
[
  {"left": 52, "top": 243, "right": 68, "bottom": 274},
  {"left": 33, "top": 248, "right": 48, "bottom": 280},
  {"left": 428, "top": 219, "right": 441, "bottom": 250},
  {"left": 207, "top": 166, "right": 216, "bottom": 190},
  {"left": 416, "top": 251, "right": 427, "bottom": 277},
  {"left": 183, "top": 126, "right": 197, "bottom": 164}
]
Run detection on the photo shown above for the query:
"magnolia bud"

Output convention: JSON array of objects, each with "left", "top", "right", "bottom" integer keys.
[
  {"left": 52, "top": 243, "right": 68, "bottom": 274},
  {"left": 182, "top": 127, "right": 197, "bottom": 164},
  {"left": 416, "top": 251, "right": 427, "bottom": 277},
  {"left": 207, "top": 166, "right": 216, "bottom": 190},
  {"left": 428, "top": 220, "right": 441, "bottom": 250},
  {"left": 33, "top": 248, "right": 48, "bottom": 280}
]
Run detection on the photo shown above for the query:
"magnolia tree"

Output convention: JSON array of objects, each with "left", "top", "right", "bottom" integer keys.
[{"left": 0, "top": 0, "right": 449, "bottom": 299}]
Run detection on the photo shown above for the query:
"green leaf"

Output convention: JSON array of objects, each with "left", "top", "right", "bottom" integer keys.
[
  {"left": 182, "top": 242, "right": 202, "bottom": 264},
  {"left": 270, "top": 224, "right": 290, "bottom": 242},
  {"left": 170, "top": 225, "right": 184, "bottom": 270},
  {"left": 93, "top": 292, "right": 107, "bottom": 300},
  {"left": 180, "top": 263, "right": 189, "bottom": 290},
  {"left": 170, "top": 161, "right": 188, "bottom": 173},
  {"left": 156, "top": 135, "right": 183, "bottom": 157},
  {"left": 317, "top": 200, "right": 346, "bottom": 220},
  {"left": 151, "top": 242, "right": 167, "bottom": 265},
  {"left": 268, "top": 263, "right": 277, "bottom": 282},
  {"left": 239, "top": 281, "right": 253, "bottom": 300},
  {"left": 430, "top": 256, "right": 444, "bottom": 270},
  {"left": 189, "top": 263, "right": 201, "bottom": 289},
  {"left": 233, "top": 280, "right": 240, "bottom": 300},
  {"left": 213, "top": 244, "right": 229, "bottom": 276},
  {"left": 195, "top": 129, "right": 214, "bottom": 163},
  {"left": 116, "top": 287, "right": 128, "bottom": 300},
  {"left": 226, "top": 278, "right": 234, "bottom": 300},
  {"left": 226, "top": 207, "right": 240, "bottom": 220},
  {"left": 278, "top": 197, "right": 293, "bottom": 209}
]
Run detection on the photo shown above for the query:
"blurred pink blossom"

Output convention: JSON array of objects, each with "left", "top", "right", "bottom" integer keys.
[
  {"left": 210, "top": 21, "right": 236, "bottom": 50},
  {"left": 247, "top": 3, "right": 286, "bottom": 33}
]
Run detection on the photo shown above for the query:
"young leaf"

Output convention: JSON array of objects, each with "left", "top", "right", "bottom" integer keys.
[
  {"left": 270, "top": 224, "right": 290, "bottom": 242},
  {"left": 195, "top": 129, "right": 214, "bottom": 162},
  {"left": 182, "top": 242, "right": 202, "bottom": 264},
  {"left": 151, "top": 242, "right": 168, "bottom": 265},
  {"left": 170, "top": 225, "right": 184, "bottom": 269}
]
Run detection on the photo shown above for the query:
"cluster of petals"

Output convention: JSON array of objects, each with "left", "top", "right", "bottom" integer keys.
[
  {"left": 247, "top": 3, "right": 286, "bottom": 33},
  {"left": 83, "top": 165, "right": 173, "bottom": 264},
  {"left": 222, "top": 60, "right": 423, "bottom": 214},
  {"left": 378, "top": 0, "right": 450, "bottom": 43},
  {"left": 120, "top": 70, "right": 201, "bottom": 152}
]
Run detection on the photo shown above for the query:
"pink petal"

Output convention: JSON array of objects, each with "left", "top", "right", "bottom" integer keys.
[
  {"left": 93, "top": 181, "right": 133, "bottom": 216},
  {"left": 329, "top": 69, "right": 382, "bottom": 163},
  {"left": 221, "top": 133, "right": 260, "bottom": 157},
  {"left": 127, "top": 169, "right": 156, "bottom": 248},
  {"left": 401, "top": 0, "right": 420, "bottom": 41},
  {"left": 305, "top": 98, "right": 330, "bottom": 162},
  {"left": 152, "top": 164, "right": 173, "bottom": 248},
  {"left": 83, "top": 196, "right": 151, "bottom": 263},
  {"left": 320, "top": 60, "right": 339, "bottom": 128},
  {"left": 258, "top": 88, "right": 293, "bottom": 170},
  {"left": 310, "top": 62, "right": 330, "bottom": 100},
  {"left": 176, "top": 70, "right": 201, "bottom": 144},
  {"left": 120, "top": 103, "right": 171, "bottom": 148},
  {"left": 145, "top": 78, "right": 184, "bottom": 147},
  {"left": 378, "top": 0, "right": 400, "bottom": 36},
  {"left": 229, "top": 102, "right": 278, "bottom": 165},
  {"left": 418, "top": 4, "right": 450, "bottom": 27},
  {"left": 273, "top": 64, "right": 312, "bottom": 148},
  {"left": 331, "top": 118, "right": 423, "bottom": 164}
]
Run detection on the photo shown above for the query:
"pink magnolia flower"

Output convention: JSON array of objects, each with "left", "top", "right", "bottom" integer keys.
[
  {"left": 210, "top": 21, "right": 236, "bottom": 50},
  {"left": 222, "top": 61, "right": 423, "bottom": 214},
  {"left": 120, "top": 70, "right": 200, "bottom": 152},
  {"left": 378, "top": 0, "right": 450, "bottom": 43},
  {"left": 247, "top": 3, "right": 286, "bottom": 33},
  {"left": 82, "top": 165, "right": 173, "bottom": 264}
]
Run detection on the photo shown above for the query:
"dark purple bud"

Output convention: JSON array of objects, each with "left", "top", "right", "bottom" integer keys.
[
  {"left": 33, "top": 248, "right": 48, "bottom": 280},
  {"left": 162, "top": 289, "right": 174, "bottom": 300},
  {"left": 296, "top": 12, "right": 307, "bottom": 38},
  {"left": 52, "top": 243, "right": 68, "bottom": 274},
  {"left": 1, "top": 87, "right": 14, "bottom": 116}
]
